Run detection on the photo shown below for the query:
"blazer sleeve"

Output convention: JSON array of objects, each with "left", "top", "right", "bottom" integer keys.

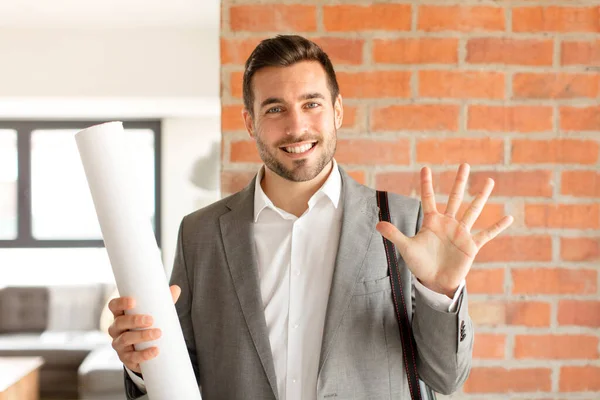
[
  {"left": 411, "top": 201, "right": 474, "bottom": 395},
  {"left": 123, "top": 368, "right": 148, "bottom": 400},
  {"left": 123, "top": 217, "right": 201, "bottom": 399}
]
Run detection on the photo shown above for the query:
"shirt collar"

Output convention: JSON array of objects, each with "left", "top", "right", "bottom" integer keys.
[{"left": 253, "top": 158, "right": 342, "bottom": 222}]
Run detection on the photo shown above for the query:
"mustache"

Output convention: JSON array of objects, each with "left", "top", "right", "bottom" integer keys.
[{"left": 275, "top": 136, "right": 320, "bottom": 148}]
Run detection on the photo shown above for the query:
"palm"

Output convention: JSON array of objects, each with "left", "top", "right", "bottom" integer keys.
[
  {"left": 403, "top": 213, "right": 476, "bottom": 294},
  {"left": 377, "top": 164, "right": 513, "bottom": 297}
]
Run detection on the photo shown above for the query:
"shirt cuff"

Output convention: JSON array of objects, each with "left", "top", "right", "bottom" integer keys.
[
  {"left": 125, "top": 366, "right": 147, "bottom": 393},
  {"left": 413, "top": 277, "right": 466, "bottom": 313}
]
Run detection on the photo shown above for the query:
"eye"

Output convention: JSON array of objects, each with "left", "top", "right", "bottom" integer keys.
[
  {"left": 305, "top": 102, "right": 320, "bottom": 109},
  {"left": 266, "top": 106, "right": 283, "bottom": 114}
]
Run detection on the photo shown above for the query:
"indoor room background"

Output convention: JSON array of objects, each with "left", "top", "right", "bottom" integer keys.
[{"left": 0, "top": 0, "right": 598, "bottom": 398}]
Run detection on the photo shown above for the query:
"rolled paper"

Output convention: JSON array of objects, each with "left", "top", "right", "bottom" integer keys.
[{"left": 75, "top": 121, "right": 201, "bottom": 400}]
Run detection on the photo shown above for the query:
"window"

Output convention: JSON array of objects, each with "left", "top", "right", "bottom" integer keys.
[
  {"left": 0, "top": 120, "right": 161, "bottom": 248},
  {"left": 0, "top": 130, "right": 17, "bottom": 240}
]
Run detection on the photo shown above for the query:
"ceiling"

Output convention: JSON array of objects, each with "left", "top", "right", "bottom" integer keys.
[{"left": 0, "top": 0, "right": 220, "bottom": 29}]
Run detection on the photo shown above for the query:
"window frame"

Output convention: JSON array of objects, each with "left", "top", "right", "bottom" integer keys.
[{"left": 0, "top": 120, "right": 162, "bottom": 248}]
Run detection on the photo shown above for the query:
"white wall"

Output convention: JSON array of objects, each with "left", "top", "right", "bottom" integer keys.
[
  {"left": 161, "top": 117, "right": 221, "bottom": 276},
  {"left": 0, "top": 27, "right": 221, "bottom": 285},
  {"left": 0, "top": 28, "right": 218, "bottom": 98}
]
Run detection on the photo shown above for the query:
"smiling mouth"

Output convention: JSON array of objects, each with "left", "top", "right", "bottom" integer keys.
[{"left": 280, "top": 141, "right": 317, "bottom": 154}]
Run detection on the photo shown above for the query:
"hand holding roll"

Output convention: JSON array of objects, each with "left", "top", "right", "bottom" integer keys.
[{"left": 108, "top": 285, "right": 182, "bottom": 374}]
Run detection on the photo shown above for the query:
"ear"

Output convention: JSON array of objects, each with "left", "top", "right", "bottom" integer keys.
[
  {"left": 242, "top": 108, "right": 255, "bottom": 139},
  {"left": 334, "top": 94, "right": 343, "bottom": 130}
]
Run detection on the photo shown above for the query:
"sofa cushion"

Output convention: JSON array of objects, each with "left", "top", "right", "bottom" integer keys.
[
  {"left": 0, "top": 284, "right": 115, "bottom": 333},
  {"left": 0, "top": 331, "right": 111, "bottom": 367},
  {"left": 79, "top": 343, "right": 127, "bottom": 394},
  {"left": 0, "top": 287, "right": 49, "bottom": 333}
]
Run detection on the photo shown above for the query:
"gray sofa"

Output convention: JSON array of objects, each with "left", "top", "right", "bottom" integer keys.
[
  {"left": 79, "top": 342, "right": 128, "bottom": 400},
  {"left": 0, "top": 284, "right": 126, "bottom": 399}
]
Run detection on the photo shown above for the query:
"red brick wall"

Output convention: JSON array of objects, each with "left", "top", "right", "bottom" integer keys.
[{"left": 220, "top": 1, "right": 600, "bottom": 396}]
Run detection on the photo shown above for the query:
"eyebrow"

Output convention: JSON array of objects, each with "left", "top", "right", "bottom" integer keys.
[{"left": 259, "top": 92, "right": 326, "bottom": 109}]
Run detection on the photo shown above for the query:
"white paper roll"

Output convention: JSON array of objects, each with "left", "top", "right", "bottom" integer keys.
[{"left": 75, "top": 121, "right": 201, "bottom": 400}]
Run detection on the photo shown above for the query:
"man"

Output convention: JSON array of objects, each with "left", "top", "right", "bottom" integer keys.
[{"left": 109, "top": 35, "right": 513, "bottom": 399}]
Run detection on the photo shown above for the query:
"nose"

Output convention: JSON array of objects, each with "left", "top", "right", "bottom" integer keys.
[{"left": 285, "top": 108, "right": 309, "bottom": 136}]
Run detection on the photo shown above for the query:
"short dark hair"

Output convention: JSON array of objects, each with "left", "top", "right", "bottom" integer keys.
[{"left": 242, "top": 35, "right": 340, "bottom": 117}]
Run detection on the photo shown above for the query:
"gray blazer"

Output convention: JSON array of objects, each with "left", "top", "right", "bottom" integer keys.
[{"left": 125, "top": 167, "right": 473, "bottom": 399}]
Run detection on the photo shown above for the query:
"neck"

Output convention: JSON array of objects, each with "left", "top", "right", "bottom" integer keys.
[{"left": 261, "top": 161, "right": 334, "bottom": 218}]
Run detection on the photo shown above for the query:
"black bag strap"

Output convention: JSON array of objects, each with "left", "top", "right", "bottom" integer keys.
[{"left": 376, "top": 190, "right": 423, "bottom": 400}]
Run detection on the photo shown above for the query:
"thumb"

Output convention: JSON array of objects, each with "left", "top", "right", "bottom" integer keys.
[
  {"left": 376, "top": 221, "right": 409, "bottom": 256},
  {"left": 170, "top": 285, "right": 182, "bottom": 304}
]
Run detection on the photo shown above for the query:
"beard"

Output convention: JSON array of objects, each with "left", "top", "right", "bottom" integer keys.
[{"left": 255, "top": 128, "right": 337, "bottom": 182}]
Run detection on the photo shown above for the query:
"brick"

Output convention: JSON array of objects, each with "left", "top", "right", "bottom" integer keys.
[
  {"left": 416, "top": 138, "right": 504, "bottom": 165},
  {"left": 561, "top": 237, "right": 600, "bottom": 261},
  {"left": 312, "top": 37, "right": 364, "bottom": 65},
  {"left": 473, "top": 333, "right": 506, "bottom": 359},
  {"left": 418, "top": 5, "right": 505, "bottom": 32},
  {"left": 507, "top": 302, "right": 552, "bottom": 327},
  {"left": 464, "top": 367, "right": 551, "bottom": 393},
  {"left": 373, "top": 38, "right": 458, "bottom": 65},
  {"left": 220, "top": 36, "right": 365, "bottom": 66},
  {"left": 347, "top": 170, "right": 366, "bottom": 185},
  {"left": 469, "top": 170, "right": 553, "bottom": 197},
  {"left": 337, "top": 71, "right": 410, "bottom": 99},
  {"left": 515, "top": 335, "right": 599, "bottom": 359},
  {"left": 512, "top": 139, "right": 599, "bottom": 165},
  {"left": 513, "top": 73, "right": 599, "bottom": 99},
  {"left": 230, "top": 140, "right": 260, "bottom": 163},
  {"left": 371, "top": 105, "right": 459, "bottom": 132},
  {"left": 340, "top": 106, "right": 358, "bottom": 129},
  {"left": 466, "top": 38, "right": 553, "bottom": 66},
  {"left": 230, "top": 71, "right": 243, "bottom": 99},
  {"left": 513, "top": 6, "right": 600, "bottom": 33},
  {"left": 470, "top": 301, "right": 551, "bottom": 327},
  {"left": 230, "top": 5, "right": 316, "bottom": 32},
  {"left": 476, "top": 236, "right": 552, "bottom": 262},
  {"left": 221, "top": 105, "right": 245, "bottom": 131},
  {"left": 525, "top": 203, "right": 600, "bottom": 229},
  {"left": 377, "top": 170, "right": 449, "bottom": 196},
  {"left": 335, "top": 139, "right": 409, "bottom": 165},
  {"left": 470, "top": 301, "right": 506, "bottom": 326},
  {"left": 560, "top": 106, "right": 600, "bottom": 132},
  {"left": 512, "top": 268, "right": 598, "bottom": 294},
  {"left": 221, "top": 170, "right": 256, "bottom": 194},
  {"left": 562, "top": 171, "right": 600, "bottom": 197},
  {"left": 375, "top": 170, "right": 458, "bottom": 198},
  {"left": 558, "top": 300, "right": 600, "bottom": 327},
  {"left": 323, "top": 4, "right": 411, "bottom": 32},
  {"left": 375, "top": 171, "right": 418, "bottom": 196},
  {"left": 560, "top": 366, "right": 600, "bottom": 391},
  {"left": 419, "top": 70, "right": 505, "bottom": 99},
  {"left": 379, "top": 171, "right": 527, "bottom": 211},
  {"left": 220, "top": 37, "right": 263, "bottom": 64},
  {"left": 468, "top": 105, "right": 553, "bottom": 133},
  {"left": 466, "top": 268, "right": 505, "bottom": 294},
  {"left": 562, "top": 40, "right": 600, "bottom": 66}
]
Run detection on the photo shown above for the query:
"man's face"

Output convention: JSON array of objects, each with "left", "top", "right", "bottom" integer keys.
[{"left": 243, "top": 61, "right": 343, "bottom": 182}]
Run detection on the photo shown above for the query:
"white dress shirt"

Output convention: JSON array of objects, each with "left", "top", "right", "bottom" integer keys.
[{"left": 128, "top": 159, "right": 465, "bottom": 398}]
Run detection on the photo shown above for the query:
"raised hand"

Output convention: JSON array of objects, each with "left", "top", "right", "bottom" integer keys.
[{"left": 376, "top": 164, "right": 513, "bottom": 298}]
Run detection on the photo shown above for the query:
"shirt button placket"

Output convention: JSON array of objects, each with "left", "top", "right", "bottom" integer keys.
[{"left": 287, "top": 223, "right": 301, "bottom": 400}]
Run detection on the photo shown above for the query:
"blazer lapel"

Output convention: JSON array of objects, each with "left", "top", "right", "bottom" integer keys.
[
  {"left": 219, "top": 178, "right": 279, "bottom": 400},
  {"left": 318, "top": 168, "right": 380, "bottom": 373}
]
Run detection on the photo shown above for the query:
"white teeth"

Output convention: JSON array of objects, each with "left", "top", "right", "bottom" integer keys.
[{"left": 284, "top": 143, "right": 314, "bottom": 154}]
